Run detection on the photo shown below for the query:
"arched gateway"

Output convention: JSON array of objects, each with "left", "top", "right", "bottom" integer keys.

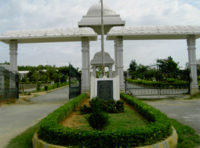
[{"left": 0, "top": 1, "right": 200, "bottom": 95}]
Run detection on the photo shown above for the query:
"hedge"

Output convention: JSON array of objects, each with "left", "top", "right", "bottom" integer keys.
[
  {"left": 38, "top": 93, "right": 172, "bottom": 148},
  {"left": 44, "top": 82, "right": 69, "bottom": 91},
  {"left": 127, "top": 79, "right": 189, "bottom": 88}
]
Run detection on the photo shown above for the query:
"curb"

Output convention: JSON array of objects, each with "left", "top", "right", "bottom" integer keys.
[{"left": 32, "top": 127, "right": 178, "bottom": 148}]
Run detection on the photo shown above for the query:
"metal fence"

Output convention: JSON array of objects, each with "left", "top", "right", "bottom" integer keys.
[
  {"left": 125, "top": 66, "right": 190, "bottom": 96},
  {"left": 0, "top": 66, "right": 19, "bottom": 101}
]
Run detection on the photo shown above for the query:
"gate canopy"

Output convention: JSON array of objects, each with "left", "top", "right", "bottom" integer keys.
[
  {"left": 0, "top": 27, "right": 97, "bottom": 44},
  {"left": 106, "top": 25, "right": 200, "bottom": 40}
]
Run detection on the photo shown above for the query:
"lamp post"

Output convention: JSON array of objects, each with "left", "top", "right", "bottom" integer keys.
[{"left": 100, "top": 0, "right": 105, "bottom": 77}]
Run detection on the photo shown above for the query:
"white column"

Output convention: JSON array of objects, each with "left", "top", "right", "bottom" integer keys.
[
  {"left": 116, "top": 37, "right": 124, "bottom": 92},
  {"left": 93, "top": 65, "right": 96, "bottom": 78},
  {"left": 187, "top": 35, "right": 199, "bottom": 95},
  {"left": 114, "top": 40, "right": 117, "bottom": 77},
  {"left": 81, "top": 38, "right": 90, "bottom": 94},
  {"left": 9, "top": 40, "right": 18, "bottom": 73},
  {"left": 109, "top": 65, "right": 113, "bottom": 78},
  {"left": 88, "top": 45, "right": 90, "bottom": 84}
]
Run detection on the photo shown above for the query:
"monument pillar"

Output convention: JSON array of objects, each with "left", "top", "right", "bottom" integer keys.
[
  {"left": 9, "top": 40, "right": 18, "bottom": 73},
  {"left": 116, "top": 37, "right": 124, "bottom": 92},
  {"left": 109, "top": 65, "right": 113, "bottom": 78},
  {"left": 81, "top": 37, "right": 90, "bottom": 94},
  {"left": 187, "top": 35, "right": 199, "bottom": 95}
]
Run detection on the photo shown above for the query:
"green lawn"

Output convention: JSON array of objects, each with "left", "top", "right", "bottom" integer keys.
[{"left": 64, "top": 104, "right": 149, "bottom": 131}]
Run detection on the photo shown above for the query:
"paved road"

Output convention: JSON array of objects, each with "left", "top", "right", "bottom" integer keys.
[
  {"left": 0, "top": 87, "right": 69, "bottom": 148},
  {"left": 30, "top": 87, "right": 69, "bottom": 104},
  {"left": 144, "top": 99, "right": 200, "bottom": 135}
]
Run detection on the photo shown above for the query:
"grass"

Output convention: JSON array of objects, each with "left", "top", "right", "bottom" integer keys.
[
  {"left": 4, "top": 122, "right": 40, "bottom": 148},
  {"left": 64, "top": 103, "right": 149, "bottom": 131},
  {"left": 32, "top": 88, "right": 45, "bottom": 93},
  {"left": 5, "top": 104, "right": 200, "bottom": 148},
  {"left": 171, "top": 119, "right": 200, "bottom": 148}
]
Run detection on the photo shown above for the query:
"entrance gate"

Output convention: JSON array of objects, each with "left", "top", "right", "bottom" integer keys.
[
  {"left": 69, "top": 63, "right": 81, "bottom": 99},
  {"left": 125, "top": 66, "right": 190, "bottom": 96},
  {"left": 0, "top": 66, "right": 19, "bottom": 100}
]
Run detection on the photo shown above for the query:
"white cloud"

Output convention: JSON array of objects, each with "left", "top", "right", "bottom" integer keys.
[{"left": 0, "top": 0, "right": 199, "bottom": 70}]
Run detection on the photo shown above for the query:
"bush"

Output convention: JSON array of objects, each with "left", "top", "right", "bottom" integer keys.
[
  {"left": 38, "top": 93, "right": 172, "bottom": 148},
  {"left": 127, "top": 79, "right": 189, "bottom": 88},
  {"left": 80, "top": 104, "right": 92, "bottom": 114},
  {"left": 80, "top": 97, "right": 124, "bottom": 114},
  {"left": 44, "top": 82, "right": 69, "bottom": 91},
  {"left": 37, "top": 82, "right": 41, "bottom": 91},
  {"left": 86, "top": 99, "right": 109, "bottom": 130}
]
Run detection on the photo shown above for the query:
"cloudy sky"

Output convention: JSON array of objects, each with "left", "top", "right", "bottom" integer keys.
[{"left": 0, "top": 0, "right": 200, "bottom": 70}]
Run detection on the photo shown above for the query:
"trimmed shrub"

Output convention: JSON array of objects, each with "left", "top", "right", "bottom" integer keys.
[
  {"left": 44, "top": 82, "right": 69, "bottom": 91},
  {"left": 127, "top": 79, "right": 189, "bottom": 88},
  {"left": 86, "top": 99, "right": 109, "bottom": 130},
  {"left": 38, "top": 93, "right": 172, "bottom": 148},
  {"left": 80, "top": 104, "right": 92, "bottom": 114},
  {"left": 80, "top": 97, "right": 124, "bottom": 114}
]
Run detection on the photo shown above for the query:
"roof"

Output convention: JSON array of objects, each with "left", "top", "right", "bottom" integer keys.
[
  {"left": 106, "top": 25, "right": 200, "bottom": 40},
  {"left": 78, "top": 2, "right": 125, "bottom": 35},
  {"left": 87, "top": 2, "right": 116, "bottom": 16},
  {"left": 91, "top": 52, "right": 114, "bottom": 66},
  {"left": 0, "top": 27, "right": 97, "bottom": 44}
]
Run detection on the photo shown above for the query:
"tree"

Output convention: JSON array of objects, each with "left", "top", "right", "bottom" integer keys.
[
  {"left": 157, "top": 56, "right": 179, "bottom": 74},
  {"left": 128, "top": 60, "right": 137, "bottom": 71},
  {"left": 128, "top": 60, "right": 138, "bottom": 79},
  {"left": 136, "top": 64, "right": 149, "bottom": 79},
  {"left": 46, "top": 66, "right": 57, "bottom": 81},
  {"left": 53, "top": 72, "right": 63, "bottom": 83},
  {"left": 33, "top": 71, "right": 40, "bottom": 83}
]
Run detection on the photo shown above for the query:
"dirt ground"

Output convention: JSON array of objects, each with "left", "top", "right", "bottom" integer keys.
[
  {"left": 0, "top": 92, "right": 47, "bottom": 107},
  {"left": 60, "top": 99, "right": 138, "bottom": 128},
  {"left": 61, "top": 99, "right": 90, "bottom": 128},
  {"left": 0, "top": 99, "right": 16, "bottom": 107}
]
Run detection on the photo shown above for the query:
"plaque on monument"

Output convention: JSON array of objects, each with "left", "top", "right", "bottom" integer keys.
[{"left": 97, "top": 80, "right": 113, "bottom": 101}]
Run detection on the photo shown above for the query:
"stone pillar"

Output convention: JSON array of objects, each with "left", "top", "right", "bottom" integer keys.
[
  {"left": 9, "top": 40, "right": 18, "bottom": 73},
  {"left": 187, "top": 35, "right": 199, "bottom": 95},
  {"left": 93, "top": 66, "right": 96, "bottom": 78},
  {"left": 88, "top": 45, "right": 90, "bottom": 84},
  {"left": 114, "top": 40, "right": 117, "bottom": 77},
  {"left": 109, "top": 65, "right": 113, "bottom": 78},
  {"left": 116, "top": 37, "right": 124, "bottom": 92},
  {"left": 81, "top": 38, "right": 90, "bottom": 95}
]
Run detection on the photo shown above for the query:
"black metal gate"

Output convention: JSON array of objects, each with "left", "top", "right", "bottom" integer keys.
[
  {"left": 125, "top": 66, "right": 190, "bottom": 96},
  {"left": 0, "top": 66, "right": 19, "bottom": 100},
  {"left": 69, "top": 63, "right": 81, "bottom": 99}
]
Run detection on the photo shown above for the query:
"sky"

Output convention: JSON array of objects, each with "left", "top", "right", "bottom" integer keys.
[{"left": 0, "top": 0, "right": 200, "bottom": 70}]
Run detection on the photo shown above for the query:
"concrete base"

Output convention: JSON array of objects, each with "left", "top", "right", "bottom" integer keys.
[{"left": 190, "top": 88, "right": 199, "bottom": 95}]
